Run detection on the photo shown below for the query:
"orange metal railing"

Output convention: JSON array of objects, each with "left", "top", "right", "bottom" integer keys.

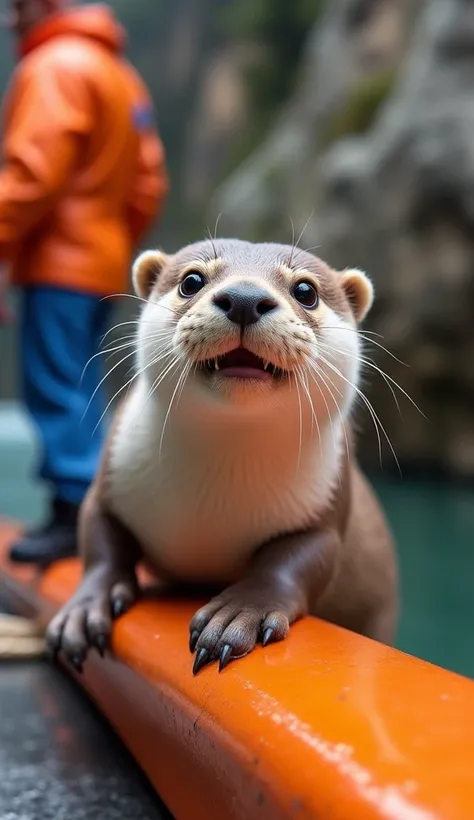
[{"left": 1, "top": 520, "right": 473, "bottom": 820}]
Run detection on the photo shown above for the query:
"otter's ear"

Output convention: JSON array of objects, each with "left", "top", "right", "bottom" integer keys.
[
  {"left": 341, "top": 268, "right": 374, "bottom": 323},
  {"left": 132, "top": 250, "right": 169, "bottom": 299}
]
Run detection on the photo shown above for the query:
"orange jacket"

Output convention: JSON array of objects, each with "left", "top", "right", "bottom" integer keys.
[{"left": 0, "top": 4, "right": 168, "bottom": 296}]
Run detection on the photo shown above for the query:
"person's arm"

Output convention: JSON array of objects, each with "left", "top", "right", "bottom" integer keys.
[
  {"left": 126, "top": 118, "right": 169, "bottom": 247},
  {"left": 0, "top": 58, "right": 92, "bottom": 260}
]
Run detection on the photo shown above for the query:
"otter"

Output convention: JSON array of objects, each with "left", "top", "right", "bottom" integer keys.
[{"left": 46, "top": 239, "right": 398, "bottom": 675}]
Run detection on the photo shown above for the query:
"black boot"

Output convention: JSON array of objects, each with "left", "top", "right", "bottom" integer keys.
[{"left": 9, "top": 498, "right": 79, "bottom": 566}]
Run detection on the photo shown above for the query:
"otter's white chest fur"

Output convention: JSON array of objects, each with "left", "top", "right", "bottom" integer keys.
[{"left": 106, "top": 382, "right": 340, "bottom": 582}]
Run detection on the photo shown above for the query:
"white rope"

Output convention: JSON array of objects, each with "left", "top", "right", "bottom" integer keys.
[{"left": 0, "top": 614, "right": 46, "bottom": 659}]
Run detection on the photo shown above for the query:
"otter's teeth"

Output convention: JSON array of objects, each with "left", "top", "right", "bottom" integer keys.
[
  {"left": 264, "top": 361, "right": 269, "bottom": 371},
  {"left": 214, "top": 358, "right": 219, "bottom": 371}
]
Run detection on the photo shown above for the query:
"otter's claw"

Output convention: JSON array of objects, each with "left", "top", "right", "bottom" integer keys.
[
  {"left": 262, "top": 627, "right": 274, "bottom": 647},
  {"left": 193, "top": 647, "right": 210, "bottom": 675},
  {"left": 45, "top": 568, "right": 138, "bottom": 672},
  {"left": 189, "top": 582, "right": 293, "bottom": 674},
  {"left": 189, "top": 630, "right": 200, "bottom": 653},
  {"left": 218, "top": 644, "right": 233, "bottom": 672},
  {"left": 92, "top": 633, "right": 108, "bottom": 658}
]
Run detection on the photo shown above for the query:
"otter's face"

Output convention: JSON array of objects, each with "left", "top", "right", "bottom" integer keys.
[{"left": 133, "top": 240, "right": 373, "bottom": 418}]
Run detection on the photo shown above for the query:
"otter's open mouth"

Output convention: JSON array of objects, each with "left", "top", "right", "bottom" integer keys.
[{"left": 199, "top": 347, "right": 285, "bottom": 380}]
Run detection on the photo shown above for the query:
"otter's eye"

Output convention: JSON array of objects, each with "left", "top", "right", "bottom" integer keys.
[
  {"left": 179, "top": 271, "right": 206, "bottom": 298},
  {"left": 292, "top": 280, "right": 319, "bottom": 309}
]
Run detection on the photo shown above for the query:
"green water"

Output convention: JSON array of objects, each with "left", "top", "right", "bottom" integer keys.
[
  {"left": 374, "top": 476, "right": 474, "bottom": 678},
  {"left": 1, "top": 402, "right": 472, "bottom": 679}
]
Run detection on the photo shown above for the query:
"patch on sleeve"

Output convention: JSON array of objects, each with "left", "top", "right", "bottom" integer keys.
[{"left": 132, "top": 103, "right": 155, "bottom": 132}]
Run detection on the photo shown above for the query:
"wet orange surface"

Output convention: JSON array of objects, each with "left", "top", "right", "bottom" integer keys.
[{"left": 1, "top": 520, "right": 474, "bottom": 820}]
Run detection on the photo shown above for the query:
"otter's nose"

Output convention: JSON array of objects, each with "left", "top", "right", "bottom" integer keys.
[{"left": 213, "top": 283, "right": 278, "bottom": 327}]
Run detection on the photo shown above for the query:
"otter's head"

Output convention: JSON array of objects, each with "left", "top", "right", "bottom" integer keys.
[{"left": 132, "top": 239, "right": 372, "bottom": 420}]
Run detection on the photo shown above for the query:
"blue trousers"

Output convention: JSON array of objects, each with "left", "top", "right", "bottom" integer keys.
[{"left": 21, "top": 286, "right": 112, "bottom": 506}]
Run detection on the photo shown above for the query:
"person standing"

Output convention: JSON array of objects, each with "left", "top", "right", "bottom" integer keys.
[{"left": 0, "top": 0, "right": 169, "bottom": 564}]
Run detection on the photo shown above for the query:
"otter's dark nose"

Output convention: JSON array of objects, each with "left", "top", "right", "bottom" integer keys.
[{"left": 213, "top": 283, "right": 278, "bottom": 327}]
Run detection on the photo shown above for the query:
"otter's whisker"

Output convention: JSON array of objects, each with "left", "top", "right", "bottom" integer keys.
[
  {"left": 213, "top": 213, "right": 222, "bottom": 242},
  {"left": 354, "top": 334, "right": 409, "bottom": 369},
  {"left": 159, "top": 359, "right": 193, "bottom": 462},
  {"left": 82, "top": 340, "right": 137, "bottom": 381},
  {"left": 320, "top": 326, "right": 384, "bottom": 339},
  {"left": 206, "top": 215, "right": 222, "bottom": 259},
  {"left": 319, "top": 353, "right": 401, "bottom": 475},
  {"left": 100, "top": 339, "right": 139, "bottom": 358},
  {"left": 357, "top": 355, "right": 423, "bottom": 418},
  {"left": 288, "top": 210, "right": 314, "bottom": 268},
  {"left": 176, "top": 359, "right": 193, "bottom": 407},
  {"left": 101, "top": 335, "right": 137, "bottom": 350},
  {"left": 300, "top": 243, "right": 322, "bottom": 256},
  {"left": 88, "top": 340, "right": 178, "bottom": 433},
  {"left": 292, "top": 369, "right": 304, "bottom": 472},
  {"left": 306, "top": 359, "right": 350, "bottom": 481},
  {"left": 146, "top": 349, "right": 181, "bottom": 390},
  {"left": 90, "top": 329, "right": 171, "bottom": 367},
  {"left": 98, "top": 329, "right": 175, "bottom": 359},
  {"left": 133, "top": 343, "right": 177, "bottom": 387},
  {"left": 322, "top": 327, "right": 408, "bottom": 368},
  {"left": 296, "top": 365, "right": 314, "bottom": 436},
  {"left": 100, "top": 318, "right": 178, "bottom": 346},
  {"left": 87, "top": 323, "right": 178, "bottom": 381},
  {"left": 122, "top": 339, "right": 174, "bottom": 378},
  {"left": 309, "top": 362, "right": 349, "bottom": 480},
  {"left": 100, "top": 292, "right": 150, "bottom": 306},
  {"left": 82, "top": 347, "right": 144, "bottom": 423},
  {"left": 296, "top": 364, "right": 323, "bottom": 458},
  {"left": 305, "top": 359, "right": 344, "bottom": 485},
  {"left": 289, "top": 215, "right": 296, "bottom": 261},
  {"left": 318, "top": 340, "right": 425, "bottom": 420},
  {"left": 319, "top": 340, "right": 402, "bottom": 418},
  {"left": 318, "top": 352, "right": 384, "bottom": 467},
  {"left": 135, "top": 352, "right": 183, "bottom": 424},
  {"left": 308, "top": 360, "right": 349, "bottom": 446},
  {"left": 100, "top": 292, "right": 181, "bottom": 319},
  {"left": 141, "top": 353, "right": 178, "bottom": 391},
  {"left": 91, "top": 353, "right": 160, "bottom": 438},
  {"left": 316, "top": 363, "right": 350, "bottom": 460}
]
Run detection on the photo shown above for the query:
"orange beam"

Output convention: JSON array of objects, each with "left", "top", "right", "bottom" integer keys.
[{"left": 1, "top": 520, "right": 473, "bottom": 820}]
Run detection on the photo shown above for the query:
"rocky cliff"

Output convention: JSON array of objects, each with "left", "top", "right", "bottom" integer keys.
[{"left": 214, "top": 0, "right": 474, "bottom": 478}]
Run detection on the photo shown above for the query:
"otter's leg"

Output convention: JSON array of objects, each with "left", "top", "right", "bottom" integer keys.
[
  {"left": 189, "top": 527, "right": 340, "bottom": 674},
  {"left": 46, "top": 486, "right": 142, "bottom": 672},
  {"left": 362, "top": 603, "right": 398, "bottom": 646}
]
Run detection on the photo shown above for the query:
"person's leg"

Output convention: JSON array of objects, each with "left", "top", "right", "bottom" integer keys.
[{"left": 9, "top": 286, "right": 112, "bottom": 564}]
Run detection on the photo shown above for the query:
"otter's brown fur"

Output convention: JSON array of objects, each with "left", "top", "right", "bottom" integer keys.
[{"left": 46, "top": 239, "right": 398, "bottom": 675}]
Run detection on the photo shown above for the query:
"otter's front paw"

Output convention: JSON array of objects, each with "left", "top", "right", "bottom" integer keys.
[
  {"left": 189, "top": 581, "right": 298, "bottom": 674},
  {"left": 46, "top": 568, "right": 138, "bottom": 672}
]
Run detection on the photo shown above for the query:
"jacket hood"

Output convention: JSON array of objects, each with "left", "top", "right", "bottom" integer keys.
[{"left": 20, "top": 4, "right": 126, "bottom": 58}]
